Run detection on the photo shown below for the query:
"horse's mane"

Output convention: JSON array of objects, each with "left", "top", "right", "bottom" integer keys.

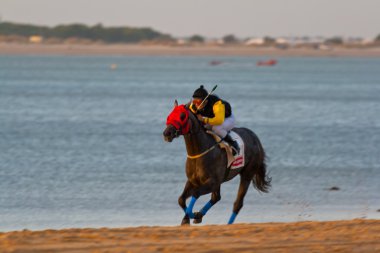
[
  {"left": 183, "top": 103, "right": 217, "bottom": 145},
  {"left": 183, "top": 103, "right": 201, "bottom": 130}
]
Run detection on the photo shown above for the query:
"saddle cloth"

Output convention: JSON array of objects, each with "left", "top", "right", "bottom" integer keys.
[{"left": 206, "top": 130, "right": 245, "bottom": 170}]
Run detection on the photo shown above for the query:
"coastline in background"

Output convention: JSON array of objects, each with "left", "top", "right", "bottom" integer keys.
[{"left": 1, "top": 43, "right": 380, "bottom": 57}]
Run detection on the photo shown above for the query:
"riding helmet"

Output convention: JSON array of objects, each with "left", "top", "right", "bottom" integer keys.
[{"left": 192, "top": 85, "right": 208, "bottom": 99}]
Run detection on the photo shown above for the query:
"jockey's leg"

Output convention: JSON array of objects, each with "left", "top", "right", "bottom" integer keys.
[
  {"left": 224, "top": 134, "right": 240, "bottom": 155},
  {"left": 222, "top": 114, "right": 236, "bottom": 132},
  {"left": 212, "top": 125, "right": 228, "bottom": 140},
  {"left": 213, "top": 115, "right": 240, "bottom": 155}
]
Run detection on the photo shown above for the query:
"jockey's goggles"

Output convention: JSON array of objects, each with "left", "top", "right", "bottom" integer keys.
[{"left": 192, "top": 98, "right": 204, "bottom": 107}]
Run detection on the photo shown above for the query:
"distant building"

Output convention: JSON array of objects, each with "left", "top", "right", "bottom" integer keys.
[
  {"left": 29, "top": 35, "right": 43, "bottom": 43},
  {"left": 245, "top": 38, "right": 264, "bottom": 46},
  {"left": 202, "top": 38, "right": 225, "bottom": 46},
  {"left": 216, "top": 39, "right": 225, "bottom": 45},
  {"left": 176, "top": 39, "right": 187, "bottom": 45},
  {"left": 318, "top": 44, "right": 332, "bottom": 51},
  {"left": 287, "top": 37, "right": 324, "bottom": 47},
  {"left": 360, "top": 38, "right": 374, "bottom": 45},
  {"left": 275, "top": 38, "right": 288, "bottom": 44}
]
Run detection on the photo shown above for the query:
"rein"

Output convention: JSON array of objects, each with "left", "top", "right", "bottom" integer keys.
[
  {"left": 184, "top": 111, "right": 222, "bottom": 159},
  {"left": 186, "top": 140, "right": 222, "bottom": 159}
]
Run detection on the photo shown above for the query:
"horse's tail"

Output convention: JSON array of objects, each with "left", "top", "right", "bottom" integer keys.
[{"left": 252, "top": 141, "right": 271, "bottom": 193}]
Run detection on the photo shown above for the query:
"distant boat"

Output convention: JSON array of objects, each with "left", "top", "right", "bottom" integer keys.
[
  {"left": 257, "top": 59, "right": 277, "bottom": 66},
  {"left": 209, "top": 60, "right": 223, "bottom": 66}
]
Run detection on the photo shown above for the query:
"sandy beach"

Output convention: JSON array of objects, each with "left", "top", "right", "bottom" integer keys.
[
  {"left": 1, "top": 43, "right": 380, "bottom": 57},
  {"left": 0, "top": 219, "right": 379, "bottom": 253}
]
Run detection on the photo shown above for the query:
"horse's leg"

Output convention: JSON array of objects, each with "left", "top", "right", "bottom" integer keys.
[
  {"left": 178, "top": 181, "right": 197, "bottom": 225},
  {"left": 228, "top": 176, "right": 251, "bottom": 224},
  {"left": 179, "top": 178, "right": 219, "bottom": 225},
  {"left": 193, "top": 186, "right": 221, "bottom": 224}
]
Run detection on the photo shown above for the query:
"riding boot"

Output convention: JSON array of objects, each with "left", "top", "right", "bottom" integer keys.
[{"left": 223, "top": 133, "right": 240, "bottom": 156}]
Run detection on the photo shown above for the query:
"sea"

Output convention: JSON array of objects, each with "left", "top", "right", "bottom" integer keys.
[{"left": 0, "top": 55, "right": 379, "bottom": 231}]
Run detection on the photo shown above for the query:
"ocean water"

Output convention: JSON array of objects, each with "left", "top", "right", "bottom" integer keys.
[{"left": 0, "top": 55, "right": 379, "bottom": 231}]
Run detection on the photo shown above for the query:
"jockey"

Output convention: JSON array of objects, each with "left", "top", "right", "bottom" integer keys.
[{"left": 189, "top": 85, "right": 240, "bottom": 155}]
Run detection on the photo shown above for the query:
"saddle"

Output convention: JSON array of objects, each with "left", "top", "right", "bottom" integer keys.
[{"left": 206, "top": 130, "right": 245, "bottom": 169}]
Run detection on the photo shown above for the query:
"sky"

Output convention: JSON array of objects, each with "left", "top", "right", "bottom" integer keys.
[{"left": 1, "top": 0, "right": 379, "bottom": 38}]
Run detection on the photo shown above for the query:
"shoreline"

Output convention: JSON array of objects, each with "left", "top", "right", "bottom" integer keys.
[
  {"left": 1, "top": 43, "right": 380, "bottom": 57},
  {"left": 0, "top": 219, "right": 379, "bottom": 252}
]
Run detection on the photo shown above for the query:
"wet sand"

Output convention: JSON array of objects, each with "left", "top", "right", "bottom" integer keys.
[
  {"left": 0, "top": 219, "right": 379, "bottom": 253},
  {"left": 1, "top": 43, "right": 380, "bottom": 57}
]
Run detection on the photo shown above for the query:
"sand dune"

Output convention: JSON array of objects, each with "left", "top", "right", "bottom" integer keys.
[{"left": 0, "top": 219, "right": 379, "bottom": 253}]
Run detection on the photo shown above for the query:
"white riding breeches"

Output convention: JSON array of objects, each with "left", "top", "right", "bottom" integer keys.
[{"left": 206, "top": 114, "right": 236, "bottom": 139}]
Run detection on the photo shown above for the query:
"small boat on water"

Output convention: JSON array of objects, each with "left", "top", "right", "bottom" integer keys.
[
  {"left": 257, "top": 59, "right": 277, "bottom": 66},
  {"left": 209, "top": 60, "right": 223, "bottom": 66}
]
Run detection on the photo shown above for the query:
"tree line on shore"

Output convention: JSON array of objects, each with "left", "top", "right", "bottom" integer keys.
[
  {"left": 0, "top": 21, "right": 379, "bottom": 46},
  {"left": 0, "top": 22, "right": 172, "bottom": 43}
]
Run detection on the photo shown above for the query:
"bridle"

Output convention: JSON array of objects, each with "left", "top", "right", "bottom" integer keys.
[
  {"left": 170, "top": 118, "right": 191, "bottom": 138},
  {"left": 181, "top": 109, "right": 221, "bottom": 159}
]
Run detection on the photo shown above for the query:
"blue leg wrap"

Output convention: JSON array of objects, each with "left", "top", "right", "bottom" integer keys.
[
  {"left": 228, "top": 212, "right": 238, "bottom": 224},
  {"left": 200, "top": 201, "right": 213, "bottom": 216},
  {"left": 185, "top": 196, "right": 197, "bottom": 219}
]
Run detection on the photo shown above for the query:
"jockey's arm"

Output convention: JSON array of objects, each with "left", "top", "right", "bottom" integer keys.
[{"left": 203, "top": 100, "right": 225, "bottom": 125}]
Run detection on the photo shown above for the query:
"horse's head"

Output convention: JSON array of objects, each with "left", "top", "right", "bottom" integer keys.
[{"left": 163, "top": 100, "right": 191, "bottom": 142}]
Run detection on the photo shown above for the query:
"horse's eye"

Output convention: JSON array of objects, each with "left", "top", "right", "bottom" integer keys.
[{"left": 180, "top": 112, "right": 186, "bottom": 121}]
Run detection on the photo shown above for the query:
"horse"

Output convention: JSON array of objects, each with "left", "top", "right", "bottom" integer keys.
[{"left": 163, "top": 101, "right": 271, "bottom": 225}]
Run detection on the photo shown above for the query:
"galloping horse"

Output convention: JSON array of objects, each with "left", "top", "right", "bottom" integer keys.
[{"left": 163, "top": 101, "right": 271, "bottom": 225}]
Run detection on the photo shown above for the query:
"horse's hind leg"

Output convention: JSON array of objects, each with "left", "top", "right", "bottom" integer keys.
[
  {"left": 228, "top": 176, "right": 250, "bottom": 224},
  {"left": 193, "top": 186, "right": 221, "bottom": 224}
]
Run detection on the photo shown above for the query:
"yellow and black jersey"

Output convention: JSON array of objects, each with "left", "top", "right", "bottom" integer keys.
[{"left": 190, "top": 95, "right": 232, "bottom": 125}]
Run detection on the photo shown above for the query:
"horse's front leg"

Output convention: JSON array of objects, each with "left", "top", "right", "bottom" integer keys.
[
  {"left": 178, "top": 181, "right": 197, "bottom": 225},
  {"left": 193, "top": 186, "right": 221, "bottom": 224}
]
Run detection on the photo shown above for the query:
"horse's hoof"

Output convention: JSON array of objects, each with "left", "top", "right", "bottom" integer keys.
[
  {"left": 193, "top": 218, "right": 202, "bottom": 224},
  {"left": 193, "top": 212, "right": 203, "bottom": 224},
  {"left": 181, "top": 217, "right": 190, "bottom": 226}
]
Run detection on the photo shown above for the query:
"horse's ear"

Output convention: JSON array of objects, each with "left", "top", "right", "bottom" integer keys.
[
  {"left": 180, "top": 112, "right": 186, "bottom": 121},
  {"left": 174, "top": 99, "right": 178, "bottom": 108}
]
